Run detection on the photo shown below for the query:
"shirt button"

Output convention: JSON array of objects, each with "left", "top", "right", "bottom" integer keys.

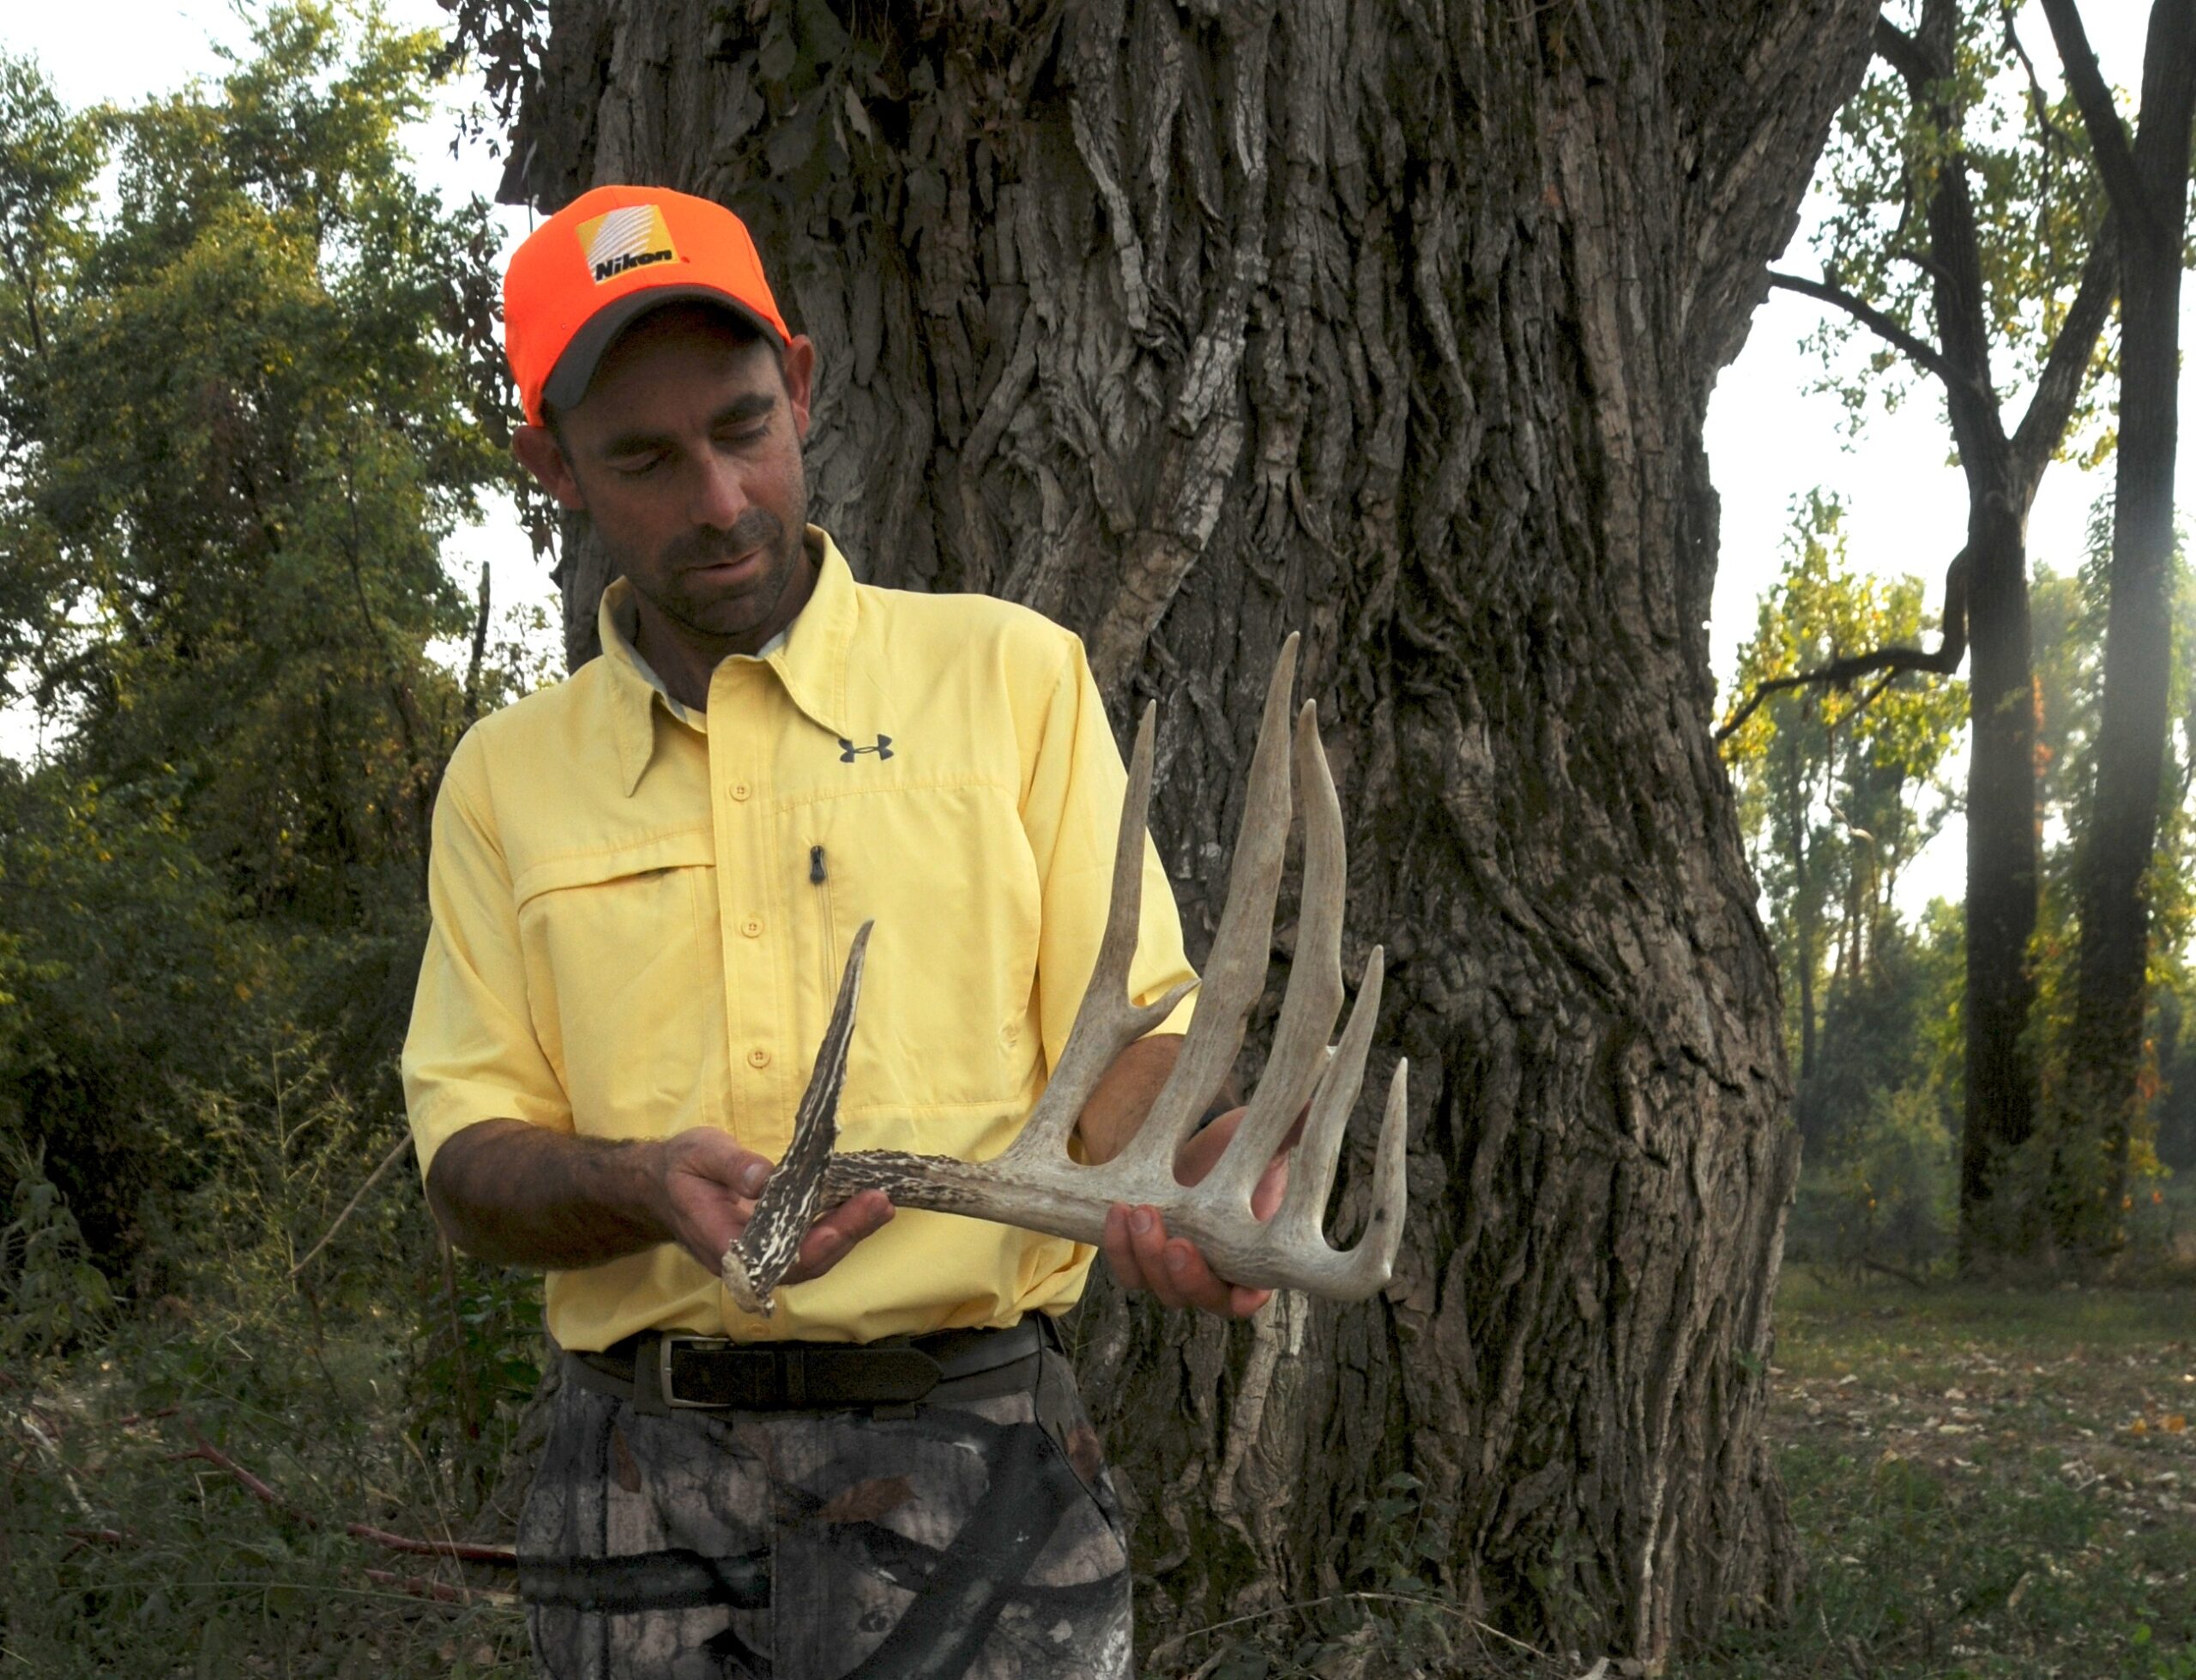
[
  {"left": 729, "top": 781, "right": 751, "bottom": 802},
  {"left": 747, "top": 1047, "right": 771, "bottom": 1069},
  {"left": 741, "top": 916, "right": 763, "bottom": 939}
]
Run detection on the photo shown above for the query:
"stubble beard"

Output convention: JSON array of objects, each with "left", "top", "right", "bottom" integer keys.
[{"left": 607, "top": 485, "right": 811, "bottom": 652}]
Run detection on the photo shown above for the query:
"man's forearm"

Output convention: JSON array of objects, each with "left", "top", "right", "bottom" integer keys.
[{"left": 425, "top": 1119, "right": 671, "bottom": 1270}]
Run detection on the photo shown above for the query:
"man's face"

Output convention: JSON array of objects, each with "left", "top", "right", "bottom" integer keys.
[{"left": 516, "top": 304, "right": 818, "bottom": 661}]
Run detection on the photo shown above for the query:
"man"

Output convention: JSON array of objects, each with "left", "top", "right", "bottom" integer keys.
[{"left": 403, "top": 184, "right": 1282, "bottom": 1679}]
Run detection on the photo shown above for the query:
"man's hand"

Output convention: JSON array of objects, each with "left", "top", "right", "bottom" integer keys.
[
  {"left": 655, "top": 1128, "right": 893, "bottom": 1282},
  {"left": 1098, "top": 1107, "right": 1294, "bottom": 1318},
  {"left": 424, "top": 1117, "right": 891, "bottom": 1278}
]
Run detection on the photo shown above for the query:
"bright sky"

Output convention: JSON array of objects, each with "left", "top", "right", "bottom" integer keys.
[
  {"left": 1, "top": 3, "right": 2178, "bottom": 917},
  {"left": 0, "top": 0, "right": 554, "bottom": 761}
]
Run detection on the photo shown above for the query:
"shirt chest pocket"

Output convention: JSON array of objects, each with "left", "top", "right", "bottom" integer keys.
[
  {"left": 796, "top": 783, "right": 1044, "bottom": 1129},
  {"left": 512, "top": 830, "right": 723, "bottom": 1139}
]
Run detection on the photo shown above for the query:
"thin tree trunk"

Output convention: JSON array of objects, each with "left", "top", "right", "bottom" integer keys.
[
  {"left": 1960, "top": 501, "right": 2042, "bottom": 1260},
  {"left": 1793, "top": 781, "right": 1819, "bottom": 1092},
  {"left": 502, "top": 0, "right": 1879, "bottom": 1656},
  {"left": 1768, "top": 4, "right": 2120, "bottom": 1264},
  {"left": 2048, "top": 0, "right": 2196, "bottom": 1257}
]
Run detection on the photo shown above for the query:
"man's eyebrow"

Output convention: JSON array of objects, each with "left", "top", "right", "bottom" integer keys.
[
  {"left": 715, "top": 392, "right": 776, "bottom": 426},
  {"left": 593, "top": 392, "right": 776, "bottom": 458}
]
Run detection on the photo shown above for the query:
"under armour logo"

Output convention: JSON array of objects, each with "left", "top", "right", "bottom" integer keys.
[{"left": 838, "top": 735, "right": 894, "bottom": 762}]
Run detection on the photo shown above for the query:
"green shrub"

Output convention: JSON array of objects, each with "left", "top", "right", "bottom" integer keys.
[{"left": 1794, "top": 1083, "right": 1958, "bottom": 1278}]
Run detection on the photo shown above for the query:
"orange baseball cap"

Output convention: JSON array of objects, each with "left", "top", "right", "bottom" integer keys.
[{"left": 502, "top": 184, "right": 793, "bottom": 426}]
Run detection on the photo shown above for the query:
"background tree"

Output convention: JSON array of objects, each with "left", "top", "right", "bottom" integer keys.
[
  {"left": 2040, "top": 0, "right": 2196, "bottom": 1256},
  {"left": 2027, "top": 498, "right": 2196, "bottom": 1255},
  {"left": 0, "top": 55, "right": 102, "bottom": 671},
  {"left": 1724, "top": 493, "right": 1966, "bottom": 1153},
  {"left": 468, "top": 0, "right": 1879, "bottom": 1656},
  {"left": 1749, "top": 0, "right": 2121, "bottom": 1263},
  {"left": 0, "top": 6, "right": 529, "bottom": 1276}
]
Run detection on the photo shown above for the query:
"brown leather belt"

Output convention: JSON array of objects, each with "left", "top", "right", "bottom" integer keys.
[{"left": 568, "top": 1317, "right": 1050, "bottom": 1416}]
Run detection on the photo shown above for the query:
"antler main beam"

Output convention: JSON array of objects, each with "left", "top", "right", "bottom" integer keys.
[{"left": 722, "top": 636, "right": 1409, "bottom": 1315}]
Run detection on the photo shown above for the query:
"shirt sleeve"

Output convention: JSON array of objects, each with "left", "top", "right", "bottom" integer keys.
[
  {"left": 1018, "top": 633, "right": 1199, "bottom": 1075},
  {"left": 401, "top": 732, "right": 573, "bottom": 1180}
]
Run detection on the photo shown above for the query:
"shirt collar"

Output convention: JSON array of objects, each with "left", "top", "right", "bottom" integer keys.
[{"left": 595, "top": 526, "right": 860, "bottom": 797}]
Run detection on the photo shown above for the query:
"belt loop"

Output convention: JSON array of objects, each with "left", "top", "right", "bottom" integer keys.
[
  {"left": 783, "top": 1348, "right": 806, "bottom": 1408},
  {"left": 630, "top": 1333, "right": 671, "bottom": 1418}
]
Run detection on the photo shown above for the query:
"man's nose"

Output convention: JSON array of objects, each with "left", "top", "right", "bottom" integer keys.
[{"left": 691, "top": 452, "right": 747, "bottom": 528}]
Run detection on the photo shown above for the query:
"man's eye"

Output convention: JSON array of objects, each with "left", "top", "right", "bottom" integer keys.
[
  {"left": 715, "top": 424, "right": 769, "bottom": 448},
  {"left": 611, "top": 453, "right": 667, "bottom": 477}
]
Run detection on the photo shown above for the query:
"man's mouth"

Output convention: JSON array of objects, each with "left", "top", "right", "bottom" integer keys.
[{"left": 685, "top": 548, "right": 763, "bottom": 581}]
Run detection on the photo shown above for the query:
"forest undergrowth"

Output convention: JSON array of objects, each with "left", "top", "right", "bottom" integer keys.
[{"left": 8, "top": 1125, "right": 2196, "bottom": 1678}]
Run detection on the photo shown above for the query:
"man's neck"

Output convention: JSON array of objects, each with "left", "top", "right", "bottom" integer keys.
[{"left": 631, "top": 553, "right": 817, "bottom": 711}]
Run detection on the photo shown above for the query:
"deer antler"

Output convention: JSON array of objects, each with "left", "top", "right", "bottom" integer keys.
[{"left": 722, "top": 635, "right": 1409, "bottom": 1314}]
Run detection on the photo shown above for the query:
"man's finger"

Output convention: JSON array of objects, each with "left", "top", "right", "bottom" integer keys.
[
  {"left": 1126, "top": 1205, "right": 1191, "bottom": 1310},
  {"left": 1228, "top": 1283, "right": 1274, "bottom": 1317},
  {"left": 785, "top": 1189, "right": 894, "bottom": 1283},
  {"left": 667, "top": 1131, "right": 773, "bottom": 1198},
  {"left": 1101, "top": 1203, "right": 1152, "bottom": 1294},
  {"left": 1160, "top": 1237, "right": 1235, "bottom": 1315}
]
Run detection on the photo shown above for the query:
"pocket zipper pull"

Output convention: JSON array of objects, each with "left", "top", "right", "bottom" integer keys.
[{"left": 810, "top": 845, "right": 827, "bottom": 884}]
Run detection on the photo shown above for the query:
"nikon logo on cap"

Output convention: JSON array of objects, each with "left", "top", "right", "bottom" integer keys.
[{"left": 577, "top": 204, "right": 678, "bottom": 284}]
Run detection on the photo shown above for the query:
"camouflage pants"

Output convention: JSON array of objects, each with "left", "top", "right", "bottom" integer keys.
[{"left": 517, "top": 1345, "right": 1133, "bottom": 1679}]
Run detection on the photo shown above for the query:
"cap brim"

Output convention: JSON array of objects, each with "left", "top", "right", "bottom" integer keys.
[{"left": 542, "top": 286, "right": 782, "bottom": 414}]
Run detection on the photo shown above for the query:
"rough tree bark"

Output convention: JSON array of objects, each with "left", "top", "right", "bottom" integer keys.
[
  {"left": 500, "top": 0, "right": 1875, "bottom": 1658},
  {"left": 2042, "top": 0, "right": 2196, "bottom": 1256}
]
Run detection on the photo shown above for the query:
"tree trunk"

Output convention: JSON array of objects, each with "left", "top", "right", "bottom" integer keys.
[
  {"left": 1893, "top": 3, "right": 2053, "bottom": 1268},
  {"left": 1792, "top": 783, "right": 1819, "bottom": 1093},
  {"left": 505, "top": 0, "right": 1877, "bottom": 1657},
  {"left": 1813, "top": 5, "right": 2127, "bottom": 1265},
  {"left": 2051, "top": 0, "right": 2196, "bottom": 1257},
  {"left": 1960, "top": 499, "right": 2042, "bottom": 1260}
]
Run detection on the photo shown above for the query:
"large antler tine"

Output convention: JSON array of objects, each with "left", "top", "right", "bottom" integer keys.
[
  {"left": 1204, "top": 700, "right": 1345, "bottom": 1210},
  {"left": 998, "top": 702, "right": 1192, "bottom": 1166},
  {"left": 722, "top": 919, "right": 873, "bottom": 1315},
  {"left": 1274, "top": 944, "right": 1383, "bottom": 1245},
  {"left": 1324, "top": 1057, "right": 1410, "bottom": 1301},
  {"left": 1115, "top": 635, "right": 1301, "bottom": 1180}
]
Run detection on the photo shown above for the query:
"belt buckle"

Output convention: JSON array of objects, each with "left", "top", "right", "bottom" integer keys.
[{"left": 658, "top": 1334, "right": 736, "bottom": 1409}]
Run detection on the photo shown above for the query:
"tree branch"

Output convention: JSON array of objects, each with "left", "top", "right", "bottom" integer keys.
[
  {"left": 172, "top": 1424, "right": 518, "bottom": 1566},
  {"left": 1861, "top": 1254, "right": 1934, "bottom": 1289},
  {"left": 1766, "top": 270, "right": 1958, "bottom": 387},
  {"left": 288, "top": 1134, "right": 413, "bottom": 1279},
  {"left": 1872, "top": 16, "right": 1943, "bottom": 91},
  {"left": 2036, "top": 0, "right": 2151, "bottom": 238},
  {"left": 2011, "top": 215, "right": 2121, "bottom": 487},
  {"left": 462, "top": 562, "right": 492, "bottom": 729},
  {"left": 1716, "top": 546, "right": 1970, "bottom": 744},
  {"left": 1998, "top": 0, "right": 2074, "bottom": 159}
]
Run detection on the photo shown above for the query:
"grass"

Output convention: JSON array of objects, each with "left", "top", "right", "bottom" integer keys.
[
  {"left": 9, "top": 1205, "right": 2195, "bottom": 1677},
  {"left": 1676, "top": 1273, "right": 2196, "bottom": 1679}
]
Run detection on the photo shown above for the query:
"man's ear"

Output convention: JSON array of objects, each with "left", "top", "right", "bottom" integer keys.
[
  {"left": 514, "top": 424, "right": 587, "bottom": 511},
  {"left": 782, "top": 335, "right": 817, "bottom": 443}
]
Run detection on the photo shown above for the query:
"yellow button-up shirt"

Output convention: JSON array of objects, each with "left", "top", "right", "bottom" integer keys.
[{"left": 401, "top": 530, "right": 1198, "bottom": 1351}]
